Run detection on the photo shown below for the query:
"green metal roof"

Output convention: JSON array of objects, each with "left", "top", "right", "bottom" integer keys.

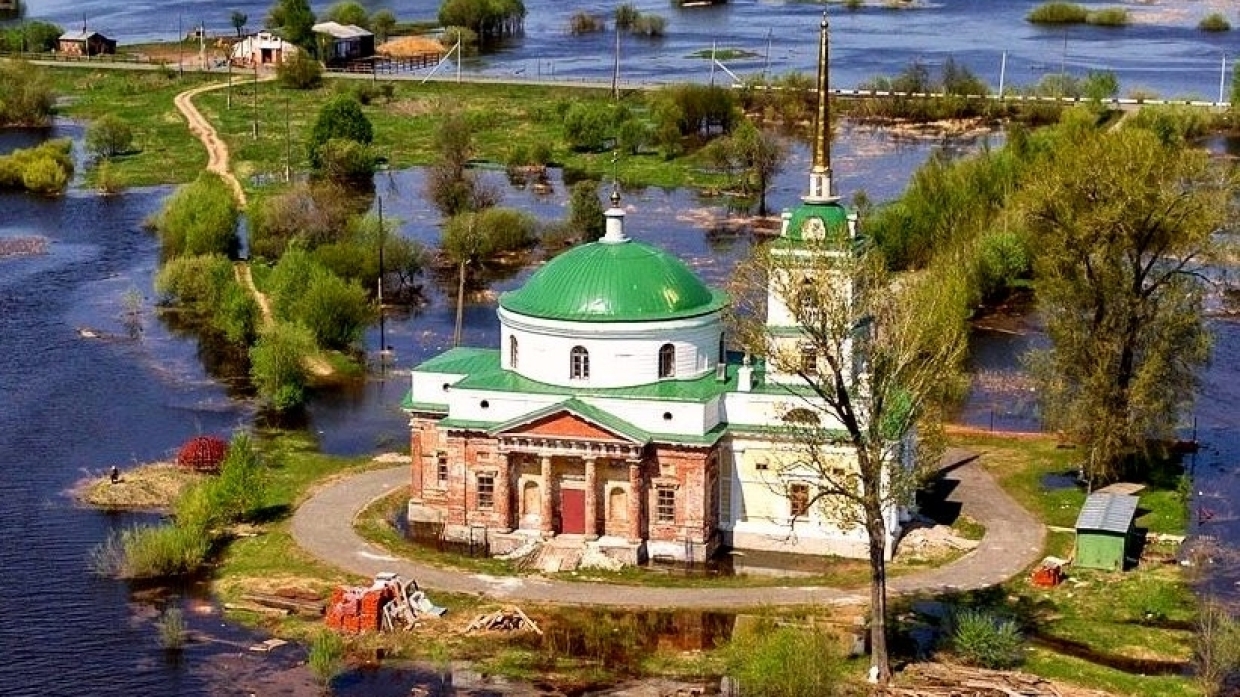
[
  {"left": 499, "top": 239, "right": 728, "bottom": 322},
  {"left": 487, "top": 398, "right": 652, "bottom": 444},
  {"left": 408, "top": 348, "right": 740, "bottom": 402},
  {"left": 785, "top": 200, "right": 849, "bottom": 243}
]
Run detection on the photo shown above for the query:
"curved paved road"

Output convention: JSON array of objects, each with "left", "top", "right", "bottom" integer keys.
[{"left": 291, "top": 452, "right": 1044, "bottom": 609}]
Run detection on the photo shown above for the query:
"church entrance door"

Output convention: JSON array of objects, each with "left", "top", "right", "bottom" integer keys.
[{"left": 560, "top": 488, "right": 585, "bottom": 534}]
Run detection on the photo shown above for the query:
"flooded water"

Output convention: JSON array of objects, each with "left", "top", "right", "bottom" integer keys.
[
  {"left": 0, "top": 115, "right": 977, "bottom": 694},
  {"left": 2, "top": 104, "right": 1235, "bottom": 693},
  {"left": 19, "top": 0, "right": 1238, "bottom": 98}
]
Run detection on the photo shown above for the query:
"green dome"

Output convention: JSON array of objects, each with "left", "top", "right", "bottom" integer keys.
[
  {"left": 785, "top": 200, "right": 849, "bottom": 242},
  {"left": 499, "top": 240, "right": 728, "bottom": 322}
]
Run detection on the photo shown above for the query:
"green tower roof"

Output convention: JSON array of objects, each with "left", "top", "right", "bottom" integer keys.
[
  {"left": 499, "top": 240, "right": 728, "bottom": 322},
  {"left": 785, "top": 200, "right": 850, "bottom": 242}
]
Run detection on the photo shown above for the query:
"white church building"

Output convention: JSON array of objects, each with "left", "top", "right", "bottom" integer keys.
[{"left": 403, "top": 16, "right": 912, "bottom": 567}]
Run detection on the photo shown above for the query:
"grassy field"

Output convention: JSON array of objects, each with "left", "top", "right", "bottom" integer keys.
[
  {"left": 945, "top": 431, "right": 1197, "bottom": 697},
  {"left": 41, "top": 66, "right": 726, "bottom": 193}
]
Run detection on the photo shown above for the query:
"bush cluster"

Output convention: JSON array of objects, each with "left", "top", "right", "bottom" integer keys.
[
  {"left": 0, "top": 139, "right": 73, "bottom": 194},
  {"left": 951, "top": 608, "right": 1025, "bottom": 669},
  {"left": 0, "top": 60, "right": 55, "bottom": 127},
  {"left": 149, "top": 172, "right": 240, "bottom": 258}
]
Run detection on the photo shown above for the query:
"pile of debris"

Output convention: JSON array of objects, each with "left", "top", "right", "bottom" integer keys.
[
  {"left": 466, "top": 606, "right": 542, "bottom": 635},
  {"left": 891, "top": 662, "right": 1112, "bottom": 697},
  {"left": 325, "top": 573, "right": 445, "bottom": 634}
]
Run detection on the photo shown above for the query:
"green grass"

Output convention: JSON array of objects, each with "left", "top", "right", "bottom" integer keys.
[
  {"left": 944, "top": 432, "right": 1197, "bottom": 697},
  {"left": 46, "top": 67, "right": 214, "bottom": 187},
  {"left": 38, "top": 66, "right": 728, "bottom": 193}
]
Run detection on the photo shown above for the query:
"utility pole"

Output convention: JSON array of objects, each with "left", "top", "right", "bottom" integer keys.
[
  {"left": 1220, "top": 53, "right": 1228, "bottom": 106},
  {"left": 252, "top": 59, "right": 259, "bottom": 139},
  {"left": 198, "top": 20, "right": 205, "bottom": 71},
  {"left": 178, "top": 15, "right": 184, "bottom": 77},
  {"left": 998, "top": 51, "right": 1007, "bottom": 99},
  {"left": 377, "top": 196, "right": 388, "bottom": 358},
  {"left": 284, "top": 95, "right": 291, "bottom": 182},
  {"left": 226, "top": 56, "right": 232, "bottom": 109},
  {"left": 611, "top": 26, "right": 620, "bottom": 100}
]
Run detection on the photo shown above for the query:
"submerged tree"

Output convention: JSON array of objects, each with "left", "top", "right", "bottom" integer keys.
[
  {"left": 1023, "top": 126, "right": 1230, "bottom": 487},
  {"left": 730, "top": 230, "right": 970, "bottom": 683}
]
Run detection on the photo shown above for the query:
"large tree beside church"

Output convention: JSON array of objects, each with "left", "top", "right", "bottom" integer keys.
[
  {"left": 1023, "top": 126, "right": 1231, "bottom": 488},
  {"left": 729, "top": 239, "right": 970, "bottom": 683}
]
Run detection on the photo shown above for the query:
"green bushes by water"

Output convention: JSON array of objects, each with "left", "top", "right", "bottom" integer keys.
[
  {"left": 1199, "top": 13, "right": 1231, "bottom": 32},
  {"left": 1027, "top": 2, "right": 1128, "bottom": 25},
  {"left": 950, "top": 608, "right": 1025, "bottom": 668},
  {"left": 0, "top": 60, "right": 55, "bottom": 127},
  {"left": 149, "top": 172, "right": 240, "bottom": 258},
  {"left": 0, "top": 139, "right": 73, "bottom": 194},
  {"left": 155, "top": 254, "right": 259, "bottom": 344},
  {"left": 308, "top": 630, "right": 347, "bottom": 686},
  {"left": 722, "top": 621, "right": 850, "bottom": 696},
  {"left": 249, "top": 322, "right": 315, "bottom": 410},
  {"left": 89, "top": 431, "right": 268, "bottom": 579}
]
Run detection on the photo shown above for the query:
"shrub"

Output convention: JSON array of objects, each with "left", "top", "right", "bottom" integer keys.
[
  {"left": 117, "top": 524, "right": 211, "bottom": 578},
  {"left": 0, "top": 139, "right": 73, "bottom": 194},
  {"left": 216, "top": 282, "right": 260, "bottom": 344},
  {"left": 207, "top": 432, "right": 266, "bottom": 524},
  {"left": 443, "top": 207, "right": 538, "bottom": 261},
  {"left": 157, "top": 607, "right": 187, "bottom": 651},
  {"left": 1199, "top": 13, "right": 1231, "bottom": 32},
  {"left": 563, "top": 102, "right": 614, "bottom": 152},
  {"left": 722, "top": 621, "right": 848, "bottom": 696},
  {"left": 307, "top": 96, "right": 373, "bottom": 169},
  {"left": 19, "top": 153, "right": 70, "bottom": 194},
  {"left": 568, "top": 10, "right": 604, "bottom": 34},
  {"left": 277, "top": 54, "right": 323, "bottom": 89},
  {"left": 296, "top": 271, "right": 374, "bottom": 349},
  {"left": 150, "top": 173, "right": 239, "bottom": 258},
  {"left": 630, "top": 14, "right": 666, "bottom": 37},
  {"left": 1086, "top": 7, "right": 1129, "bottom": 26},
  {"left": 440, "top": 25, "right": 479, "bottom": 52},
  {"left": 1026, "top": 1, "right": 1088, "bottom": 24},
  {"left": 1196, "top": 600, "right": 1240, "bottom": 697},
  {"left": 95, "top": 160, "right": 125, "bottom": 195},
  {"left": 0, "top": 21, "right": 64, "bottom": 53},
  {"left": 615, "top": 3, "right": 640, "bottom": 30},
  {"left": 85, "top": 114, "right": 135, "bottom": 159},
  {"left": 308, "top": 630, "right": 347, "bottom": 686},
  {"left": 154, "top": 254, "right": 234, "bottom": 308},
  {"left": 568, "top": 180, "right": 606, "bottom": 242},
  {"left": 316, "top": 137, "right": 377, "bottom": 182},
  {"left": 176, "top": 435, "right": 229, "bottom": 473},
  {"left": 951, "top": 609, "right": 1024, "bottom": 669},
  {"left": 976, "top": 229, "right": 1029, "bottom": 300},
  {"left": 249, "top": 321, "right": 314, "bottom": 410}
]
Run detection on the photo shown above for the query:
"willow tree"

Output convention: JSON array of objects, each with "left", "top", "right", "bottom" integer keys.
[
  {"left": 729, "top": 236, "right": 970, "bottom": 683},
  {"left": 1023, "top": 126, "right": 1231, "bottom": 487}
]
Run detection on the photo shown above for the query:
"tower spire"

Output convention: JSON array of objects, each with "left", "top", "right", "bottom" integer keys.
[{"left": 804, "top": 13, "right": 838, "bottom": 203}]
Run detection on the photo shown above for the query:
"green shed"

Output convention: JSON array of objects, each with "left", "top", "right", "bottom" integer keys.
[{"left": 1074, "top": 493, "right": 1139, "bottom": 571}]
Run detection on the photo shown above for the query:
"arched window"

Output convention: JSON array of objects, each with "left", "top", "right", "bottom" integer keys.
[
  {"left": 509, "top": 335, "right": 519, "bottom": 370},
  {"left": 658, "top": 343, "right": 676, "bottom": 378},
  {"left": 570, "top": 346, "right": 590, "bottom": 380},
  {"left": 608, "top": 487, "right": 628, "bottom": 522},
  {"left": 800, "top": 344, "right": 818, "bottom": 375},
  {"left": 798, "top": 277, "right": 820, "bottom": 324}
]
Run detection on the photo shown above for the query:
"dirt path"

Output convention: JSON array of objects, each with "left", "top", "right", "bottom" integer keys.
[
  {"left": 173, "top": 81, "right": 250, "bottom": 208},
  {"left": 175, "top": 79, "right": 333, "bottom": 378},
  {"left": 290, "top": 449, "right": 1046, "bottom": 609}
]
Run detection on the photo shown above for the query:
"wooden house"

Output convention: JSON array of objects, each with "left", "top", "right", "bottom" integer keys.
[{"left": 58, "top": 29, "right": 117, "bottom": 57}]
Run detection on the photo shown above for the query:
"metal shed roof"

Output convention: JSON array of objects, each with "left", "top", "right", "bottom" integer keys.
[
  {"left": 312, "top": 22, "right": 373, "bottom": 39},
  {"left": 1075, "top": 492, "right": 1138, "bottom": 534}
]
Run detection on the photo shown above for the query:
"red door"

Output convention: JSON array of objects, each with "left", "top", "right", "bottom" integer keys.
[{"left": 560, "top": 488, "right": 585, "bottom": 534}]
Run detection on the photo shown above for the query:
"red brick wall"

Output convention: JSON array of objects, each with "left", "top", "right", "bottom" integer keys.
[{"left": 646, "top": 445, "right": 716, "bottom": 545}]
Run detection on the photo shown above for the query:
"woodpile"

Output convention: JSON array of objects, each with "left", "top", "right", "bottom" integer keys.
[
  {"left": 887, "top": 663, "right": 1111, "bottom": 697},
  {"left": 465, "top": 606, "right": 542, "bottom": 635}
]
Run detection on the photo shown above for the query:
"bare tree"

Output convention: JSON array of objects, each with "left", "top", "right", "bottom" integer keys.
[{"left": 729, "top": 232, "right": 969, "bottom": 683}]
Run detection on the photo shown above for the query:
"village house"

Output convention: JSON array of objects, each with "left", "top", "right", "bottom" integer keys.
[
  {"left": 312, "top": 21, "right": 374, "bottom": 68},
  {"left": 57, "top": 29, "right": 116, "bottom": 57},
  {"left": 402, "top": 18, "right": 913, "bottom": 567},
  {"left": 230, "top": 30, "right": 298, "bottom": 66}
]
